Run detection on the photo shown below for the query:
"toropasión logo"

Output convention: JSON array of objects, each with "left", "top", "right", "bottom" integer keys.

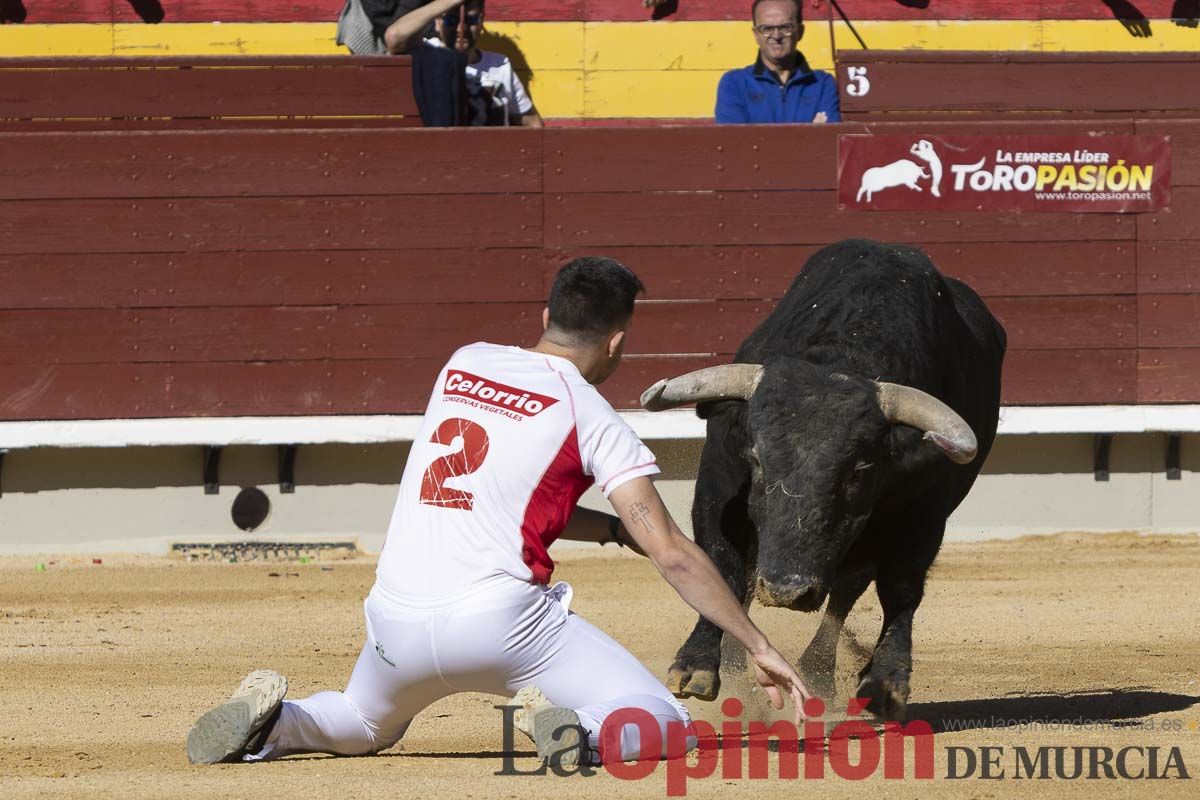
[{"left": 838, "top": 134, "right": 1171, "bottom": 212}]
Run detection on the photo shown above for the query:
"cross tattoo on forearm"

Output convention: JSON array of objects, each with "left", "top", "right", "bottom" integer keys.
[{"left": 628, "top": 501, "right": 654, "bottom": 533}]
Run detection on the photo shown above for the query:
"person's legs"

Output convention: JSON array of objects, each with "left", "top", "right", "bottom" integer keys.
[
  {"left": 248, "top": 591, "right": 451, "bottom": 760},
  {"left": 204, "top": 578, "right": 694, "bottom": 765},
  {"left": 505, "top": 585, "right": 695, "bottom": 764},
  {"left": 252, "top": 579, "right": 547, "bottom": 760}
]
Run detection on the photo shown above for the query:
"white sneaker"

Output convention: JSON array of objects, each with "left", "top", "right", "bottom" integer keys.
[
  {"left": 187, "top": 669, "right": 288, "bottom": 764},
  {"left": 510, "top": 686, "right": 586, "bottom": 768}
]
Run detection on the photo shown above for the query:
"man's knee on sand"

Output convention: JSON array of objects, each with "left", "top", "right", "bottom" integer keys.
[
  {"left": 592, "top": 694, "right": 697, "bottom": 763},
  {"left": 266, "top": 694, "right": 407, "bottom": 758},
  {"left": 344, "top": 699, "right": 409, "bottom": 755}
]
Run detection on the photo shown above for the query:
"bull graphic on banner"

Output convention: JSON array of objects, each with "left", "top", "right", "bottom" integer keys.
[
  {"left": 856, "top": 139, "right": 944, "bottom": 202},
  {"left": 838, "top": 134, "right": 1171, "bottom": 213}
]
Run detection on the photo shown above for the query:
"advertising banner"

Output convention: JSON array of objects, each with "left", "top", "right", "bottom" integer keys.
[{"left": 838, "top": 134, "right": 1171, "bottom": 212}]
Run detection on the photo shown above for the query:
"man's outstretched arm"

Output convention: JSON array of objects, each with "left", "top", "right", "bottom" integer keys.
[
  {"left": 608, "top": 476, "right": 814, "bottom": 720},
  {"left": 558, "top": 505, "right": 645, "bottom": 555}
]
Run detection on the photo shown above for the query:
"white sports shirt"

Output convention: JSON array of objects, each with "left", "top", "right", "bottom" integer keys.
[
  {"left": 467, "top": 51, "right": 534, "bottom": 119},
  {"left": 375, "top": 343, "right": 659, "bottom": 598},
  {"left": 424, "top": 39, "right": 534, "bottom": 122}
]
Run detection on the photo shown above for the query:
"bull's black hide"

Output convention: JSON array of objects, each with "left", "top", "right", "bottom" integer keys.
[{"left": 655, "top": 238, "right": 1006, "bottom": 720}]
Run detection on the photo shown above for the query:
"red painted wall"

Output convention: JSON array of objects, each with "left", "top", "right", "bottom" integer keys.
[{"left": 1, "top": 118, "right": 1197, "bottom": 419}]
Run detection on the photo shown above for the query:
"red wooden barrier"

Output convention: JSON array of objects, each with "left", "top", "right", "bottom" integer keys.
[
  {"left": 0, "top": 250, "right": 549, "bottom": 308},
  {"left": 1, "top": 117, "right": 1198, "bottom": 419},
  {"left": 0, "top": 129, "right": 539, "bottom": 200},
  {"left": 0, "top": 195, "right": 542, "bottom": 253},
  {"left": 0, "top": 57, "right": 421, "bottom": 123},
  {"left": 837, "top": 52, "right": 1200, "bottom": 117}
]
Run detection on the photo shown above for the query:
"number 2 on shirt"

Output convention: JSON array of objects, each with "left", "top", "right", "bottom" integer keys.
[{"left": 419, "top": 418, "right": 490, "bottom": 510}]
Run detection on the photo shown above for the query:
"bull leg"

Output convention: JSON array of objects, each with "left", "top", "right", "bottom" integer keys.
[
  {"left": 855, "top": 521, "right": 942, "bottom": 721},
  {"left": 666, "top": 453, "right": 754, "bottom": 702},
  {"left": 796, "top": 567, "right": 872, "bottom": 700}
]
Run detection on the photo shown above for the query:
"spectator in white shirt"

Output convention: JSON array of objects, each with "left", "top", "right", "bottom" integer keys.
[{"left": 386, "top": 0, "right": 543, "bottom": 127}]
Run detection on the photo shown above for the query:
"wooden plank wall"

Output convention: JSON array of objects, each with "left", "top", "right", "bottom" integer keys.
[
  {"left": 837, "top": 52, "right": 1200, "bottom": 118},
  {"left": 1138, "top": 117, "right": 1200, "bottom": 403},
  {"left": 0, "top": 120, "right": 1197, "bottom": 419},
  {"left": 0, "top": 57, "right": 421, "bottom": 123}
]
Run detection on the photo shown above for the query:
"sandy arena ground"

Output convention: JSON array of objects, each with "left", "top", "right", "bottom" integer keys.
[{"left": 2, "top": 532, "right": 1198, "bottom": 799}]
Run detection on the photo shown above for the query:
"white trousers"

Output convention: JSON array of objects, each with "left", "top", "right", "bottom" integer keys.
[{"left": 252, "top": 578, "right": 692, "bottom": 764}]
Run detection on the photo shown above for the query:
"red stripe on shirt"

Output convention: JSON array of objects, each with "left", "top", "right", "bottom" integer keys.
[{"left": 519, "top": 425, "right": 594, "bottom": 585}]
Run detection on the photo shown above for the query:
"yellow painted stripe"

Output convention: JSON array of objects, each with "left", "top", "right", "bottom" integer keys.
[
  {"left": 114, "top": 23, "right": 344, "bottom": 56},
  {"left": 3, "top": 20, "right": 1195, "bottom": 118},
  {"left": 580, "top": 21, "right": 834, "bottom": 71},
  {"left": 0, "top": 24, "right": 114, "bottom": 56},
  {"left": 836, "top": 19, "right": 1200, "bottom": 53},
  {"left": 516, "top": 70, "right": 586, "bottom": 118},
  {"left": 832, "top": 20, "right": 1045, "bottom": 53},
  {"left": 1039, "top": 19, "right": 1200, "bottom": 51},
  {"left": 481, "top": 23, "right": 584, "bottom": 70},
  {"left": 0, "top": 23, "right": 587, "bottom": 63},
  {"left": 585, "top": 70, "right": 725, "bottom": 118},
  {"left": 10, "top": 20, "right": 1189, "bottom": 63}
]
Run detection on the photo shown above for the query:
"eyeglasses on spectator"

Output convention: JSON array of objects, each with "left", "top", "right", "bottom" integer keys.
[{"left": 754, "top": 23, "right": 798, "bottom": 36}]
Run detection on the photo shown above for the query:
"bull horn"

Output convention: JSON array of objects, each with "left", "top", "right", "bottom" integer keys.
[
  {"left": 640, "top": 364, "right": 765, "bottom": 411},
  {"left": 874, "top": 382, "right": 977, "bottom": 464}
]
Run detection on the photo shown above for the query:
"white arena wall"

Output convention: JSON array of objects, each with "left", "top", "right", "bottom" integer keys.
[{"left": 0, "top": 408, "right": 1197, "bottom": 555}]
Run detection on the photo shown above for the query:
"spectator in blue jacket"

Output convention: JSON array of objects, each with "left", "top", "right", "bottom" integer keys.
[{"left": 715, "top": 0, "right": 841, "bottom": 124}]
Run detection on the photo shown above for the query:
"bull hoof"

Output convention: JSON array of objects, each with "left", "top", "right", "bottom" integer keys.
[
  {"left": 854, "top": 671, "right": 910, "bottom": 722},
  {"left": 665, "top": 666, "right": 720, "bottom": 701}
]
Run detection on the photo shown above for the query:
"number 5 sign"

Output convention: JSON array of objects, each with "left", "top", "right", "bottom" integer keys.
[{"left": 846, "top": 66, "right": 870, "bottom": 97}]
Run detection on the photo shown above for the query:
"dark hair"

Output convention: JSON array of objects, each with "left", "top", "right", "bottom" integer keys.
[
  {"left": 751, "top": 0, "right": 802, "bottom": 24},
  {"left": 547, "top": 257, "right": 645, "bottom": 341}
]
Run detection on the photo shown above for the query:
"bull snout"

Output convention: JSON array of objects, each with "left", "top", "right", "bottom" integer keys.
[{"left": 754, "top": 574, "right": 828, "bottom": 612}]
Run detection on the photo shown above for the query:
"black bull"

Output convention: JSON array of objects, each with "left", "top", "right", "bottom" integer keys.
[{"left": 640, "top": 238, "right": 1006, "bottom": 720}]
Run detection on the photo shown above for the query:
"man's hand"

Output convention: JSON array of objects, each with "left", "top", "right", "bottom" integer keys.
[
  {"left": 749, "top": 645, "right": 812, "bottom": 725},
  {"left": 812, "top": 111, "right": 829, "bottom": 124}
]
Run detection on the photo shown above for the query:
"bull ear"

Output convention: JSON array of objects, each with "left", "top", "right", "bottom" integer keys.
[
  {"left": 874, "top": 382, "right": 977, "bottom": 464},
  {"left": 640, "top": 364, "right": 765, "bottom": 411}
]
